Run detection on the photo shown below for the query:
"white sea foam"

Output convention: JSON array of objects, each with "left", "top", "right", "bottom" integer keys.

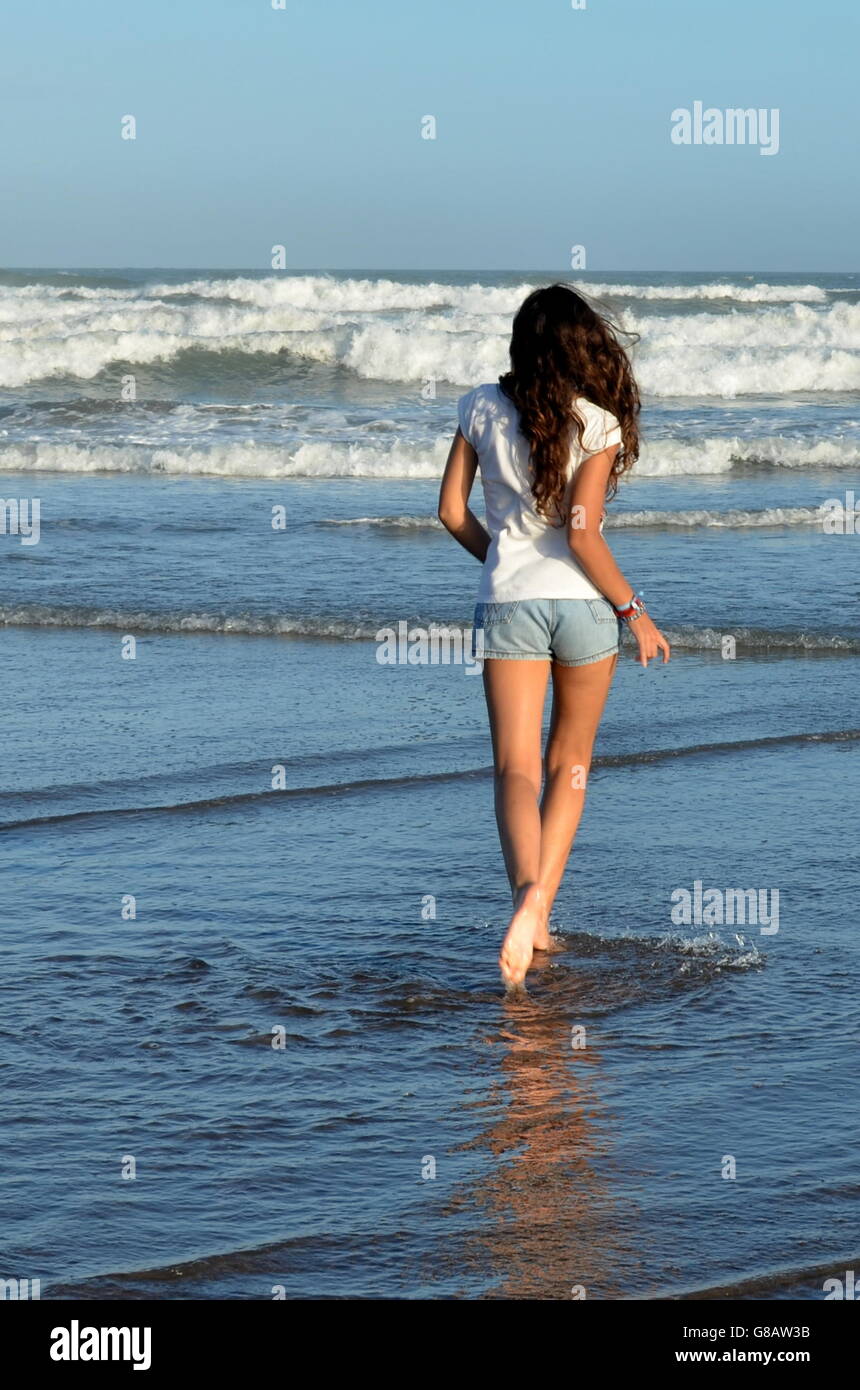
[
  {"left": 631, "top": 436, "right": 860, "bottom": 476},
  {"left": 665, "top": 626, "right": 860, "bottom": 652},
  {"left": 147, "top": 275, "right": 538, "bottom": 314},
  {"left": 323, "top": 515, "right": 445, "bottom": 530},
  {"left": 610, "top": 505, "right": 824, "bottom": 527},
  {"left": 324, "top": 505, "right": 830, "bottom": 531},
  {"left": 0, "top": 434, "right": 856, "bottom": 480},
  {"left": 0, "top": 603, "right": 380, "bottom": 639},
  {"left": 0, "top": 438, "right": 452, "bottom": 479},
  {"left": 0, "top": 275, "right": 856, "bottom": 395},
  {"left": 1, "top": 604, "right": 857, "bottom": 653},
  {"left": 14, "top": 274, "right": 829, "bottom": 309},
  {"left": 587, "top": 282, "right": 829, "bottom": 303}
]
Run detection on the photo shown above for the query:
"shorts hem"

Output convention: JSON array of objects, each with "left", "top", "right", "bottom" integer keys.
[
  {"left": 554, "top": 645, "right": 619, "bottom": 668},
  {"left": 479, "top": 645, "right": 618, "bottom": 665},
  {"left": 479, "top": 649, "right": 551, "bottom": 661}
]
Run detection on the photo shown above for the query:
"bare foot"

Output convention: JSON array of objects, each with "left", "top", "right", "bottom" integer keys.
[
  {"left": 533, "top": 927, "right": 564, "bottom": 954},
  {"left": 499, "top": 885, "right": 547, "bottom": 986}
]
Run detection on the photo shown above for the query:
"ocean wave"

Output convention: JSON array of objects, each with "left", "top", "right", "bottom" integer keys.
[
  {"left": 143, "top": 275, "right": 832, "bottom": 308},
  {"left": 614, "top": 504, "right": 827, "bottom": 527},
  {"left": 0, "top": 276, "right": 856, "bottom": 395},
  {"left": 45, "top": 1231, "right": 333, "bottom": 1296},
  {"left": 1, "top": 603, "right": 858, "bottom": 653},
  {"left": 322, "top": 514, "right": 444, "bottom": 531},
  {"left": 3, "top": 729, "right": 857, "bottom": 834},
  {"left": 0, "top": 603, "right": 382, "bottom": 639},
  {"left": 664, "top": 626, "right": 860, "bottom": 652},
  {"left": 0, "top": 438, "right": 451, "bottom": 479},
  {"left": 669, "top": 1253, "right": 860, "bottom": 1301},
  {"left": 587, "top": 281, "right": 830, "bottom": 303},
  {"left": 632, "top": 436, "right": 860, "bottom": 476},
  {"left": 0, "top": 434, "right": 857, "bottom": 479},
  {"left": 0, "top": 273, "right": 832, "bottom": 313},
  {"left": 323, "top": 505, "right": 830, "bottom": 532}
]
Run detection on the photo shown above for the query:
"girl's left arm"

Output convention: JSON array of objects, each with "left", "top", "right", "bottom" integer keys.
[
  {"left": 568, "top": 446, "right": 671, "bottom": 666},
  {"left": 437, "top": 429, "right": 491, "bottom": 562}
]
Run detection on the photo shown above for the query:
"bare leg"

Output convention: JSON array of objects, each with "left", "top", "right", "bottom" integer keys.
[
  {"left": 481, "top": 658, "right": 550, "bottom": 984},
  {"left": 536, "top": 653, "right": 618, "bottom": 934}
]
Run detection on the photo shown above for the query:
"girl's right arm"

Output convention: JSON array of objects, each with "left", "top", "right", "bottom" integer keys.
[{"left": 437, "top": 429, "right": 491, "bottom": 562}]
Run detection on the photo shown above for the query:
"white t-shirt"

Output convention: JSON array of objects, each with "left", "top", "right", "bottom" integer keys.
[{"left": 457, "top": 382, "right": 622, "bottom": 602}]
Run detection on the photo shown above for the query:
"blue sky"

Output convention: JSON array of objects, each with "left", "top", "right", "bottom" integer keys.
[{"left": 1, "top": 0, "right": 856, "bottom": 269}]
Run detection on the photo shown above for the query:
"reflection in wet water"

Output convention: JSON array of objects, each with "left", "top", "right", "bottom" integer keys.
[{"left": 450, "top": 955, "right": 645, "bottom": 1299}]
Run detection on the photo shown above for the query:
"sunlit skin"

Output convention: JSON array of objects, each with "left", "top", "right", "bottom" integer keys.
[{"left": 439, "top": 428, "right": 670, "bottom": 986}]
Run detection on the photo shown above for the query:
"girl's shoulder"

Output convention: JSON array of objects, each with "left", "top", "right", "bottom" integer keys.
[
  {"left": 457, "top": 383, "right": 510, "bottom": 446},
  {"left": 572, "top": 396, "right": 622, "bottom": 454},
  {"left": 572, "top": 393, "right": 619, "bottom": 424},
  {"left": 458, "top": 381, "right": 503, "bottom": 409}
]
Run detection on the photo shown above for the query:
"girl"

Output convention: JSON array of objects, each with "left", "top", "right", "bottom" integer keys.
[{"left": 438, "top": 284, "right": 670, "bottom": 987}]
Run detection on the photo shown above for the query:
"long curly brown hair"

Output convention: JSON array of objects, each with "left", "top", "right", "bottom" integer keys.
[{"left": 498, "top": 283, "right": 640, "bottom": 521}]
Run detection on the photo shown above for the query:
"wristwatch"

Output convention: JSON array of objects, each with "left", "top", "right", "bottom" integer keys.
[{"left": 614, "top": 593, "right": 647, "bottom": 622}]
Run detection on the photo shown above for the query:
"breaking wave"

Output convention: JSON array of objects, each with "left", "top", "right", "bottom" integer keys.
[
  {"left": 0, "top": 275, "right": 857, "bottom": 396},
  {"left": 0, "top": 434, "right": 858, "bottom": 479},
  {"left": 1, "top": 604, "right": 857, "bottom": 653}
]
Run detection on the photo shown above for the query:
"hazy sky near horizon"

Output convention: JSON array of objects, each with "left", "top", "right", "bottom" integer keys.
[{"left": 1, "top": 0, "right": 857, "bottom": 270}]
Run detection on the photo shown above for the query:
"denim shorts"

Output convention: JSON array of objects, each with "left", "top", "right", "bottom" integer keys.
[{"left": 472, "top": 597, "right": 622, "bottom": 666}]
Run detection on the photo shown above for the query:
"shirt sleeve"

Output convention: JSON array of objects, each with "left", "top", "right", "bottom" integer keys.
[
  {"left": 457, "top": 389, "right": 476, "bottom": 447},
  {"left": 581, "top": 405, "right": 622, "bottom": 456}
]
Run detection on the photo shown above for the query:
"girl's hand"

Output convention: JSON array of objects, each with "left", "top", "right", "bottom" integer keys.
[{"left": 628, "top": 613, "right": 671, "bottom": 667}]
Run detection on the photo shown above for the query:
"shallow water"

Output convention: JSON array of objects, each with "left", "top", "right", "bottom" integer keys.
[{"left": 1, "top": 269, "right": 858, "bottom": 1298}]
